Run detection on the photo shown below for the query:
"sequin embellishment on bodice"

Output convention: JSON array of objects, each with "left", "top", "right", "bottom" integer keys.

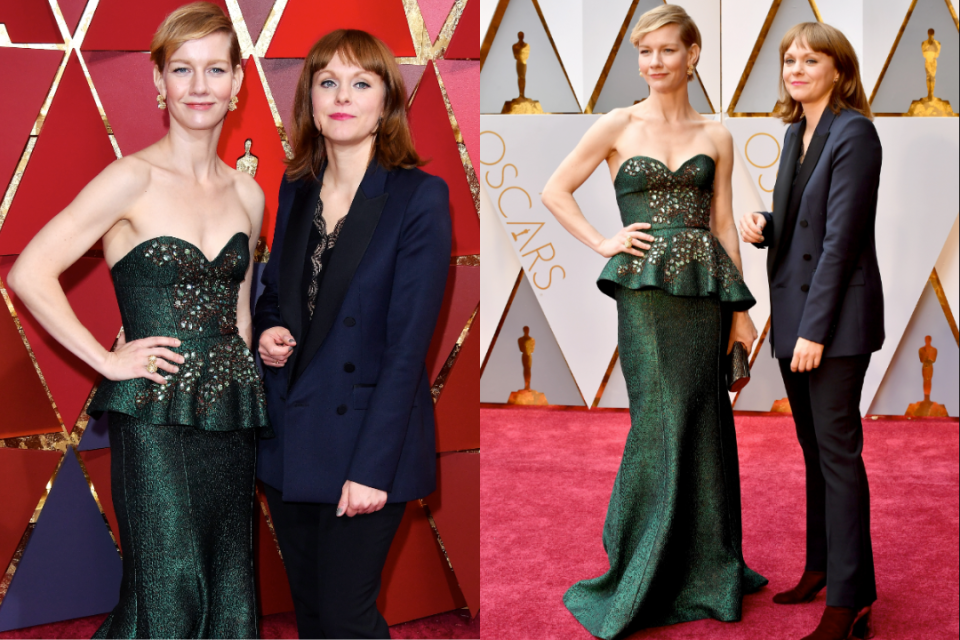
[
  {"left": 597, "top": 154, "right": 755, "bottom": 310},
  {"left": 88, "top": 233, "right": 269, "bottom": 432}
]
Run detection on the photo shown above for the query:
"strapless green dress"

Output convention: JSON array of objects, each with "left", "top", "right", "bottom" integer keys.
[
  {"left": 88, "top": 232, "right": 269, "bottom": 639},
  {"left": 563, "top": 155, "right": 767, "bottom": 638}
]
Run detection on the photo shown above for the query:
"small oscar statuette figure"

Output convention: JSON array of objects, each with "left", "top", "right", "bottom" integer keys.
[
  {"left": 508, "top": 326, "right": 548, "bottom": 405},
  {"left": 906, "top": 335, "right": 949, "bottom": 417},
  {"left": 235, "top": 139, "right": 271, "bottom": 261},
  {"left": 236, "top": 138, "right": 259, "bottom": 177},
  {"left": 907, "top": 29, "right": 955, "bottom": 116},
  {"left": 502, "top": 32, "right": 544, "bottom": 114}
]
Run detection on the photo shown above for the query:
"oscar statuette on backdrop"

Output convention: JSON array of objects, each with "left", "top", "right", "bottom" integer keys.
[
  {"left": 502, "top": 32, "right": 544, "bottom": 114},
  {"left": 907, "top": 28, "right": 955, "bottom": 117},
  {"left": 508, "top": 326, "right": 548, "bottom": 405},
  {"left": 906, "top": 335, "right": 949, "bottom": 416}
]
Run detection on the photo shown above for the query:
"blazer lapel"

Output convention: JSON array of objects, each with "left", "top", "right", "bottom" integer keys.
[
  {"left": 291, "top": 161, "right": 389, "bottom": 386},
  {"left": 787, "top": 108, "right": 835, "bottom": 218},
  {"left": 770, "top": 109, "right": 836, "bottom": 275},
  {"left": 768, "top": 121, "right": 803, "bottom": 271},
  {"left": 279, "top": 172, "right": 323, "bottom": 344}
]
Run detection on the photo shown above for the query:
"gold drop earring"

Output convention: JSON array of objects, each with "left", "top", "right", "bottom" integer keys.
[
  {"left": 687, "top": 64, "right": 695, "bottom": 78},
  {"left": 157, "top": 94, "right": 166, "bottom": 110},
  {"left": 228, "top": 96, "right": 239, "bottom": 111},
  {"left": 638, "top": 68, "right": 644, "bottom": 77}
]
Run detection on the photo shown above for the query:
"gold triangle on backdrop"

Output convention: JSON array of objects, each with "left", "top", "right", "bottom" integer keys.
[
  {"left": 727, "top": 0, "right": 823, "bottom": 116},
  {"left": 868, "top": 0, "right": 960, "bottom": 115},
  {"left": 479, "top": 0, "right": 582, "bottom": 112}
]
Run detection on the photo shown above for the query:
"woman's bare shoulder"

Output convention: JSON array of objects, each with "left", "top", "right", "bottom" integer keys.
[{"left": 228, "top": 165, "right": 265, "bottom": 225}]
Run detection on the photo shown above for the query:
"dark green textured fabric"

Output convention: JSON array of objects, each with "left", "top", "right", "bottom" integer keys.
[
  {"left": 89, "top": 232, "right": 270, "bottom": 432},
  {"left": 563, "top": 288, "right": 767, "bottom": 639},
  {"left": 597, "top": 155, "right": 755, "bottom": 312},
  {"left": 93, "top": 414, "right": 258, "bottom": 639}
]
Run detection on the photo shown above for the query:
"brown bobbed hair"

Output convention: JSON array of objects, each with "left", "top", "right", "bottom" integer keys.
[
  {"left": 775, "top": 22, "right": 873, "bottom": 123},
  {"left": 286, "top": 29, "right": 424, "bottom": 181},
  {"left": 150, "top": 2, "right": 241, "bottom": 72},
  {"left": 630, "top": 4, "right": 701, "bottom": 82}
]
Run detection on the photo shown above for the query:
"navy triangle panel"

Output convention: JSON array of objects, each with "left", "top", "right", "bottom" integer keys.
[
  {"left": 78, "top": 412, "right": 110, "bottom": 451},
  {"left": 0, "top": 452, "right": 121, "bottom": 632}
]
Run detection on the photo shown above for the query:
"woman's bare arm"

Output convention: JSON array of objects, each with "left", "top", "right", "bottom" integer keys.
[
  {"left": 708, "top": 124, "right": 744, "bottom": 274},
  {"left": 7, "top": 158, "right": 182, "bottom": 384},
  {"left": 541, "top": 110, "right": 653, "bottom": 258},
  {"left": 234, "top": 172, "right": 265, "bottom": 350},
  {"left": 708, "top": 123, "right": 758, "bottom": 352}
]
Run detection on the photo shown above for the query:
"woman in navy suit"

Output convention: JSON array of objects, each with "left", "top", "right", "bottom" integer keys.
[
  {"left": 253, "top": 29, "right": 450, "bottom": 639},
  {"left": 740, "top": 22, "right": 882, "bottom": 640}
]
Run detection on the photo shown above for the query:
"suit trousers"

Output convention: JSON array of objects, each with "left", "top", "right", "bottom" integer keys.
[
  {"left": 778, "top": 355, "right": 877, "bottom": 608},
  {"left": 262, "top": 483, "right": 407, "bottom": 639}
]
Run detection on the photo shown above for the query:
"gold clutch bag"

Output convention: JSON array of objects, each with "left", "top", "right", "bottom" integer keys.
[{"left": 728, "top": 342, "right": 751, "bottom": 393}]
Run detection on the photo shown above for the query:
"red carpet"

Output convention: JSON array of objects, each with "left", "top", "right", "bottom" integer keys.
[
  {"left": 481, "top": 408, "right": 959, "bottom": 639},
  {"left": 0, "top": 609, "right": 479, "bottom": 639}
]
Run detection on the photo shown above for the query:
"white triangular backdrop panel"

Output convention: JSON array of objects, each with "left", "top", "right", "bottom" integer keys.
[{"left": 480, "top": 0, "right": 960, "bottom": 415}]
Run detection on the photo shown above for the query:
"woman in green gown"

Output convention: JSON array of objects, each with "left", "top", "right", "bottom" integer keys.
[
  {"left": 541, "top": 5, "right": 767, "bottom": 638},
  {"left": 8, "top": 3, "right": 268, "bottom": 637}
]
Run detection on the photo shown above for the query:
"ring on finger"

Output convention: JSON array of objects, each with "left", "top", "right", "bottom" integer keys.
[
  {"left": 146, "top": 355, "right": 158, "bottom": 374},
  {"left": 623, "top": 237, "right": 632, "bottom": 249}
]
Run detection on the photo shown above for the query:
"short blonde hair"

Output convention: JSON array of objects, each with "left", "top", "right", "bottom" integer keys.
[
  {"left": 150, "top": 2, "right": 241, "bottom": 72},
  {"left": 630, "top": 4, "right": 701, "bottom": 81},
  {"left": 774, "top": 22, "right": 872, "bottom": 123}
]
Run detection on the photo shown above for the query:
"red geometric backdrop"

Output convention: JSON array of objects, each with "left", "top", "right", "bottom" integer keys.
[{"left": 0, "top": 0, "right": 479, "bottom": 632}]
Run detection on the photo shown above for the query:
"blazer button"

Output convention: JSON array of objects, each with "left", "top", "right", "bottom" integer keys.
[
  {"left": 803, "top": 254, "right": 812, "bottom": 261},
  {"left": 799, "top": 220, "right": 809, "bottom": 228},
  {"left": 344, "top": 362, "right": 355, "bottom": 373},
  {"left": 336, "top": 404, "right": 347, "bottom": 415},
  {"left": 801, "top": 284, "right": 810, "bottom": 292},
  {"left": 343, "top": 317, "right": 356, "bottom": 327}
]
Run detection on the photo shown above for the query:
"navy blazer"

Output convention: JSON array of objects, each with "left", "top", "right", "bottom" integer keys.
[
  {"left": 754, "top": 108, "right": 884, "bottom": 359},
  {"left": 253, "top": 160, "right": 451, "bottom": 503}
]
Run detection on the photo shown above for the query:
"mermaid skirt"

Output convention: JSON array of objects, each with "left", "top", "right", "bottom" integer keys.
[
  {"left": 93, "top": 414, "right": 258, "bottom": 639},
  {"left": 563, "top": 288, "right": 767, "bottom": 639}
]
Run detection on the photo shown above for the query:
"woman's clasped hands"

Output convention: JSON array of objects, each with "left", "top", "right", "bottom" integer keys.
[{"left": 259, "top": 326, "right": 296, "bottom": 368}]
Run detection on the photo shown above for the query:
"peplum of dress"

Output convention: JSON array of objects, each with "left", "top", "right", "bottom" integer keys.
[
  {"left": 88, "top": 232, "right": 268, "bottom": 639},
  {"left": 563, "top": 155, "right": 767, "bottom": 639}
]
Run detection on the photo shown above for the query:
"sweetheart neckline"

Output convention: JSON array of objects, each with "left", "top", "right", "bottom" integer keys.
[
  {"left": 615, "top": 153, "right": 715, "bottom": 181},
  {"left": 110, "top": 232, "right": 249, "bottom": 271}
]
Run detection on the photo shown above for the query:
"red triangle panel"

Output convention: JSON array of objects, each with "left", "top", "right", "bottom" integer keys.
[
  {"left": 433, "top": 322, "right": 480, "bottom": 452},
  {"left": 0, "top": 256, "right": 121, "bottom": 432},
  {"left": 0, "top": 291, "right": 61, "bottom": 439},
  {"left": 0, "top": 1, "right": 62, "bottom": 43},
  {"left": 265, "top": 0, "right": 415, "bottom": 58},
  {"left": 0, "top": 53, "right": 116, "bottom": 256},
  {"left": 420, "top": 0, "right": 457, "bottom": 43},
  {"left": 0, "top": 49, "right": 62, "bottom": 195},
  {"left": 81, "top": 0, "right": 229, "bottom": 50},
  {"left": 0, "top": 449, "right": 62, "bottom": 575},
  {"left": 426, "top": 265, "right": 479, "bottom": 383},
  {"left": 259, "top": 58, "right": 304, "bottom": 138},
  {"left": 254, "top": 489, "right": 295, "bottom": 616},
  {"left": 424, "top": 452, "right": 480, "bottom": 617},
  {"left": 78, "top": 448, "right": 121, "bottom": 553},
  {"left": 444, "top": 0, "right": 479, "bottom": 59},
  {"left": 378, "top": 502, "right": 466, "bottom": 625},
  {"left": 217, "top": 57, "right": 288, "bottom": 249},
  {"left": 86, "top": 52, "right": 169, "bottom": 156},
  {"left": 436, "top": 60, "right": 479, "bottom": 174},
  {"left": 408, "top": 62, "right": 479, "bottom": 256},
  {"left": 237, "top": 0, "right": 273, "bottom": 45},
  {"left": 58, "top": 0, "right": 88, "bottom": 34}
]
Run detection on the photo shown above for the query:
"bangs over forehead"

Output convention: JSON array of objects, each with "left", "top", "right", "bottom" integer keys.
[{"left": 307, "top": 30, "right": 392, "bottom": 79}]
